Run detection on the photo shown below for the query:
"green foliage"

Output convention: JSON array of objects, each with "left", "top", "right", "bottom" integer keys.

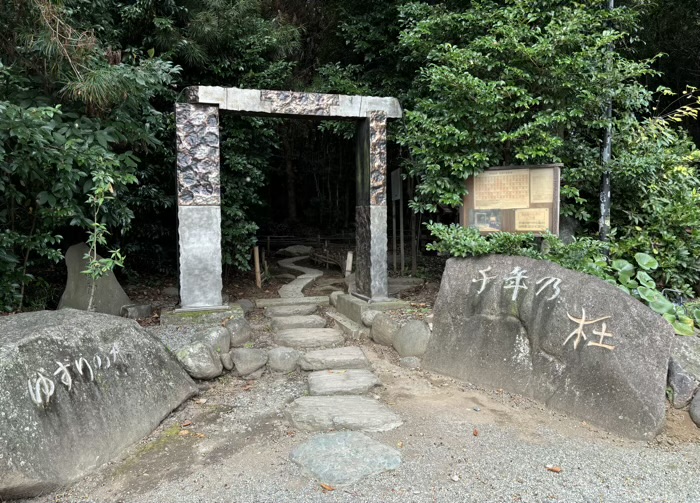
[
  {"left": 611, "top": 254, "right": 697, "bottom": 336},
  {"left": 396, "top": 0, "right": 655, "bottom": 212},
  {"left": 82, "top": 164, "right": 135, "bottom": 311}
]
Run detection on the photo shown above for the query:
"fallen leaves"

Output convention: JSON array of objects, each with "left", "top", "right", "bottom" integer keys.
[
  {"left": 195, "top": 398, "right": 208, "bottom": 405},
  {"left": 320, "top": 483, "right": 335, "bottom": 492},
  {"left": 473, "top": 429, "right": 479, "bottom": 437},
  {"left": 181, "top": 420, "right": 192, "bottom": 427},
  {"left": 178, "top": 430, "right": 190, "bottom": 437},
  {"left": 545, "top": 465, "right": 562, "bottom": 473},
  {"left": 397, "top": 441, "right": 404, "bottom": 448}
]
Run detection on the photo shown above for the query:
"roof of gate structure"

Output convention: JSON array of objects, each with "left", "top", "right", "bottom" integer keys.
[{"left": 185, "top": 86, "right": 402, "bottom": 120}]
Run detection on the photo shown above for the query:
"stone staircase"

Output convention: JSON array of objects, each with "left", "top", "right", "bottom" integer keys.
[{"left": 261, "top": 256, "right": 402, "bottom": 434}]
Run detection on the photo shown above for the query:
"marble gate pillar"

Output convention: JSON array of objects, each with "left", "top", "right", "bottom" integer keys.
[
  {"left": 174, "top": 104, "right": 227, "bottom": 311},
  {"left": 355, "top": 111, "right": 389, "bottom": 300}
]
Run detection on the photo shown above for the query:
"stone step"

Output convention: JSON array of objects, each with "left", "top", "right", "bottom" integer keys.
[
  {"left": 274, "top": 328, "right": 344, "bottom": 350},
  {"left": 308, "top": 369, "right": 381, "bottom": 396},
  {"left": 255, "top": 296, "right": 329, "bottom": 309},
  {"left": 287, "top": 396, "right": 402, "bottom": 432},
  {"left": 264, "top": 305, "right": 318, "bottom": 318},
  {"left": 290, "top": 432, "right": 401, "bottom": 487},
  {"left": 300, "top": 347, "right": 370, "bottom": 371},
  {"left": 327, "top": 311, "right": 367, "bottom": 340},
  {"left": 271, "top": 315, "right": 326, "bottom": 331}
]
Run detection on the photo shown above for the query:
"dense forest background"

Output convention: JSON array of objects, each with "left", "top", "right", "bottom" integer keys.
[{"left": 1, "top": 0, "right": 700, "bottom": 317}]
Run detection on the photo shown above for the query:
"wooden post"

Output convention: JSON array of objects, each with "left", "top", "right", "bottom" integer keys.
[
  {"left": 253, "top": 246, "right": 262, "bottom": 289},
  {"left": 399, "top": 177, "right": 405, "bottom": 275},
  {"left": 392, "top": 200, "right": 397, "bottom": 273},
  {"left": 345, "top": 251, "right": 354, "bottom": 277},
  {"left": 266, "top": 236, "right": 271, "bottom": 255}
]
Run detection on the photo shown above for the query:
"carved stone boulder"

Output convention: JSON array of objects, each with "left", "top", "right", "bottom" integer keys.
[
  {"left": 422, "top": 256, "right": 674, "bottom": 440},
  {"left": 0, "top": 309, "right": 197, "bottom": 499}
]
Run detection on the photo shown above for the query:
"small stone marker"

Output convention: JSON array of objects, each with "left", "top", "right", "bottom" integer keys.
[
  {"left": 290, "top": 431, "right": 401, "bottom": 487},
  {"left": 274, "top": 328, "right": 345, "bottom": 349},
  {"left": 287, "top": 396, "right": 402, "bottom": 432},
  {"left": 308, "top": 369, "right": 380, "bottom": 395},
  {"left": 422, "top": 256, "right": 674, "bottom": 440},
  {"left": 299, "top": 347, "right": 370, "bottom": 371},
  {"left": 58, "top": 243, "right": 131, "bottom": 316}
]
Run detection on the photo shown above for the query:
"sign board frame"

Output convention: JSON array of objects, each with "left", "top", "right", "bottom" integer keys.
[{"left": 460, "top": 164, "right": 562, "bottom": 236}]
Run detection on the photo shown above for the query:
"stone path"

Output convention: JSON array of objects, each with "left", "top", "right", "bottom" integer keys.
[
  {"left": 277, "top": 256, "right": 323, "bottom": 298},
  {"left": 264, "top": 256, "right": 403, "bottom": 486}
]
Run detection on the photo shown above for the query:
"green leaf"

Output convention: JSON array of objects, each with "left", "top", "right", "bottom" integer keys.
[
  {"left": 664, "top": 313, "right": 696, "bottom": 336},
  {"left": 635, "top": 271, "right": 656, "bottom": 289},
  {"left": 634, "top": 252, "right": 659, "bottom": 271},
  {"left": 612, "top": 259, "right": 634, "bottom": 274}
]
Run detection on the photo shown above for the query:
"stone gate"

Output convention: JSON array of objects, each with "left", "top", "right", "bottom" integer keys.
[{"left": 175, "top": 86, "right": 402, "bottom": 310}]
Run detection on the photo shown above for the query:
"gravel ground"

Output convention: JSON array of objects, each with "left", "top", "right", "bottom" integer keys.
[{"left": 17, "top": 333, "right": 700, "bottom": 503}]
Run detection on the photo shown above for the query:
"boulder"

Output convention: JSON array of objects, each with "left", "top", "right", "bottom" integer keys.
[
  {"left": 0, "top": 310, "right": 197, "bottom": 499},
  {"left": 370, "top": 314, "right": 399, "bottom": 347},
  {"left": 196, "top": 326, "right": 231, "bottom": 355},
  {"left": 235, "top": 299, "right": 256, "bottom": 313},
  {"left": 671, "top": 335, "right": 700, "bottom": 380},
  {"left": 667, "top": 359, "right": 697, "bottom": 409},
  {"left": 393, "top": 320, "right": 431, "bottom": 357},
  {"left": 221, "top": 352, "right": 234, "bottom": 371},
  {"left": 690, "top": 393, "right": 700, "bottom": 427},
  {"left": 231, "top": 348, "right": 268, "bottom": 376},
  {"left": 422, "top": 256, "right": 674, "bottom": 440},
  {"left": 226, "top": 317, "right": 253, "bottom": 347},
  {"left": 120, "top": 304, "right": 152, "bottom": 320},
  {"left": 57, "top": 243, "right": 131, "bottom": 316},
  {"left": 176, "top": 341, "right": 223, "bottom": 380},
  {"left": 361, "top": 309, "right": 381, "bottom": 327},
  {"left": 268, "top": 347, "right": 300, "bottom": 373}
]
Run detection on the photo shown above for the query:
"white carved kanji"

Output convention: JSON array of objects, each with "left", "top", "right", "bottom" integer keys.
[
  {"left": 535, "top": 277, "right": 562, "bottom": 301},
  {"left": 563, "top": 308, "right": 612, "bottom": 350},
  {"left": 472, "top": 266, "right": 497, "bottom": 294},
  {"left": 504, "top": 267, "right": 529, "bottom": 301}
]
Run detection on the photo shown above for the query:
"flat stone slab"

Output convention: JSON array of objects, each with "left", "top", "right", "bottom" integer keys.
[
  {"left": 271, "top": 315, "right": 326, "bottom": 331},
  {"left": 274, "top": 328, "right": 345, "bottom": 349},
  {"left": 288, "top": 396, "right": 402, "bottom": 432},
  {"left": 290, "top": 431, "right": 401, "bottom": 487},
  {"left": 255, "top": 296, "right": 329, "bottom": 308},
  {"left": 327, "top": 311, "right": 368, "bottom": 340},
  {"left": 160, "top": 304, "right": 244, "bottom": 327},
  {"left": 187, "top": 86, "right": 403, "bottom": 119},
  {"left": 308, "top": 369, "right": 381, "bottom": 395},
  {"left": 300, "top": 347, "right": 370, "bottom": 371},
  {"left": 265, "top": 305, "right": 318, "bottom": 317}
]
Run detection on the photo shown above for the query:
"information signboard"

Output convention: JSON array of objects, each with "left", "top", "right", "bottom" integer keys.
[{"left": 461, "top": 164, "right": 561, "bottom": 235}]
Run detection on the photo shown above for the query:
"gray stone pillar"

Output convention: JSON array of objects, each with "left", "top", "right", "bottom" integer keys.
[
  {"left": 175, "top": 104, "right": 226, "bottom": 311},
  {"left": 355, "top": 111, "right": 389, "bottom": 300}
]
